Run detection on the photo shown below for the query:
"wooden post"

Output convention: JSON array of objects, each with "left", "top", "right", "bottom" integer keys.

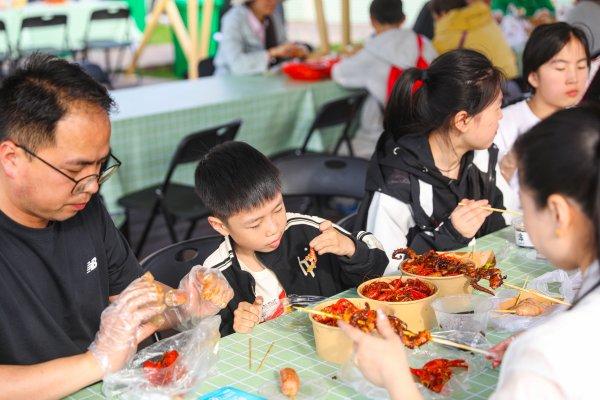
[
  {"left": 126, "top": 0, "right": 169, "bottom": 75},
  {"left": 341, "top": 0, "right": 351, "bottom": 47},
  {"left": 199, "top": 0, "right": 215, "bottom": 59},
  {"left": 313, "top": 0, "right": 329, "bottom": 54},
  {"left": 165, "top": 0, "right": 193, "bottom": 59},
  {"left": 187, "top": 0, "right": 198, "bottom": 79}
]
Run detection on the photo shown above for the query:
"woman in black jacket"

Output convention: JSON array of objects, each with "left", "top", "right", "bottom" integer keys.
[{"left": 355, "top": 49, "right": 515, "bottom": 273}]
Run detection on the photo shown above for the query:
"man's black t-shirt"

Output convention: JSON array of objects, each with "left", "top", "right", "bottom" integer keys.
[{"left": 0, "top": 195, "right": 142, "bottom": 365}]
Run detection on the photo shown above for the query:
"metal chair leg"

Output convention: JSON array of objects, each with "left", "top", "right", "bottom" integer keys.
[
  {"left": 184, "top": 219, "right": 198, "bottom": 240},
  {"left": 135, "top": 202, "right": 160, "bottom": 256}
]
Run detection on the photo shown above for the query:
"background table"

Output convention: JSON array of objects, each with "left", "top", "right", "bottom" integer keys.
[
  {"left": 0, "top": 0, "right": 138, "bottom": 55},
  {"left": 102, "top": 75, "right": 352, "bottom": 215},
  {"left": 65, "top": 227, "right": 556, "bottom": 399}
]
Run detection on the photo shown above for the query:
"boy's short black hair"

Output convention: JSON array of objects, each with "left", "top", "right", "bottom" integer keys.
[
  {"left": 195, "top": 141, "right": 281, "bottom": 221},
  {"left": 0, "top": 53, "right": 114, "bottom": 151},
  {"left": 370, "top": 0, "right": 405, "bottom": 25}
]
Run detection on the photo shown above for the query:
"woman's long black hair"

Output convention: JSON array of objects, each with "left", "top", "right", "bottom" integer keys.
[{"left": 513, "top": 104, "right": 600, "bottom": 307}]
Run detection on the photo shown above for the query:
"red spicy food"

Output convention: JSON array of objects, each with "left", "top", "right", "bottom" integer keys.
[
  {"left": 410, "top": 358, "right": 468, "bottom": 393},
  {"left": 394, "top": 248, "right": 505, "bottom": 295},
  {"left": 312, "top": 299, "right": 431, "bottom": 349},
  {"left": 142, "top": 350, "right": 185, "bottom": 386},
  {"left": 360, "top": 278, "right": 434, "bottom": 302}
]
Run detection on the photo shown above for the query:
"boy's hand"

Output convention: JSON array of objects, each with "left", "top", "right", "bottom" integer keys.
[
  {"left": 309, "top": 220, "right": 355, "bottom": 258},
  {"left": 233, "top": 297, "right": 263, "bottom": 334}
]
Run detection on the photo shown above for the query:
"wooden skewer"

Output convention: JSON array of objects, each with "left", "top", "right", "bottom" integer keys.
[
  {"left": 256, "top": 342, "right": 275, "bottom": 372},
  {"left": 294, "top": 306, "right": 340, "bottom": 320},
  {"left": 430, "top": 337, "right": 493, "bottom": 357},
  {"left": 504, "top": 283, "right": 571, "bottom": 306},
  {"left": 248, "top": 337, "right": 252, "bottom": 371},
  {"left": 513, "top": 276, "right": 528, "bottom": 308},
  {"left": 458, "top": 202, "right": 523, "bottom": 216}
]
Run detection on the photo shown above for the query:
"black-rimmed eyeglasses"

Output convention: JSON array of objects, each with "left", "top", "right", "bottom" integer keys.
[{"left": 16, "top": 144, "right": 121, "bottom": 195}]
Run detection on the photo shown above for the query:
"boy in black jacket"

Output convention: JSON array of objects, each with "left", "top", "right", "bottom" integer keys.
[{"left": 195, "top": 142, "right": 388, "bottom": 336}]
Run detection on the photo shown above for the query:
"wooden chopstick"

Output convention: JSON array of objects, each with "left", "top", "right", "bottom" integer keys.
[
  {"left": 294, "top": 306, "right": 340, "bottom": 320},
  {"left": 458, "top": 202, "right": 522, "bottom": 216},
  {"left": 430, "top": 337, "right": 493, "bottom": 357},
  {"left": 256, "top": 342, "right": 275, "bottom": 372},
  {"left": 504, "top": 283, "right": 571, "bottom": 306},
  {"left": 494, "top": 309, "right": 517, "bottom": 314},
  {"left": 513, "top": 276, "right": 528, "bottom": 308}
]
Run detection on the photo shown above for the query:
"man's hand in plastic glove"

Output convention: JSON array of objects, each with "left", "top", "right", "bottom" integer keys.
[
  {"left": 88, "top": 274, "right": 166, "bottom": 376},
  {"left": 164, "top": 266, "right": 234, "bottom": 330}
]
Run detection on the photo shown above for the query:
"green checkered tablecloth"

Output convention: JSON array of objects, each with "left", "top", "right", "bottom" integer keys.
[
  {"left": 102, "top": 75, "right": 352, "bottom": 215},
  {"left": 0, "top": 1, "right": 138, "bottom": 55},
  {"left": 65, "top": 227, "right": 557, "bottom": 399}
]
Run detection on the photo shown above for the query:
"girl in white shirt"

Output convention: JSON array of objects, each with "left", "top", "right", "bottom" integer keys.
[
  {"left": 495, "top": 23, "right": 591, "bottom": 191},
  {"left": 340, "top": 105, "right": 600, "bottom": 400}
]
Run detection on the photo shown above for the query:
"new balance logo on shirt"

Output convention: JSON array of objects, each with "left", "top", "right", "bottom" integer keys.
[{"left": 86, "top": 257, "right": 97, "bottom": 274}]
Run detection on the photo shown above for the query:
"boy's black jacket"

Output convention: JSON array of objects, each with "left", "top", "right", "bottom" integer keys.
[{"left": 203, "top": 213, "right": 388, "bottom": 336}]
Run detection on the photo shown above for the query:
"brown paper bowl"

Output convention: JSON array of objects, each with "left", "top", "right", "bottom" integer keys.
[
  {"left": 310, "top": 298, "right": 384, "bottom": 364},
  {"left": 399, "top": 250, "right": 497, "bottom": 297},
  {"left": 357, "top": 276, "right": 438, "bottom": 331}
]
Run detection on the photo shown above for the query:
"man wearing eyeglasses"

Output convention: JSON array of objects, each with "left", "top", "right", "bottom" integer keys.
[{"left": 0, "top": 55, "right": 233, "bottom": 399}]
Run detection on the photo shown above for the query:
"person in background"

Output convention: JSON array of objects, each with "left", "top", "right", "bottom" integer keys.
[
  {"left": 491, "top": 0, "right": 555, "bottom": 23},
  {"left": 495, "top": 23, "right": 591, "bottom": 196},
  {"left": 430, "top": 0, "right": 519, "bottom": 79},
  {"left": 340, "top": 104, "right": 600, "bottom": 400},
  {"left": 412, "top": 1, "right": 434, "bottom": 40},
  {"left": 332, "top": 0, "right": 437, "bottom": 159},
  {"left": 355, "top": 49, "right": 513, "bottom": 272},
  {"left": 214, "top": 0, "right": 308, "bottom": 75},
  {"left": 566, "top": 0, "right": 600, "bottom": 56}
]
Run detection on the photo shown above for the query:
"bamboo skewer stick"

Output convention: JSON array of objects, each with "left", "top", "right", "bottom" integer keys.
[
  {"left": 248, "top": 337, "right": 252, "bottom": 371},
  {"left": 256, "top": 342, "right": 275, "bottom": 372},
  {"left": 458, "top": 202, "right": 522, "bottom": 216},
  {"left": 513, "top": 276, "right": 528, "bottom": 308},
  {"left": 504, "top": 283, "right": 571, "bottom": 306}
]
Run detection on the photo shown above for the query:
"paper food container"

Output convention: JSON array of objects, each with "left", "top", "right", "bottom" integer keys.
[
  {"left": 309, "top": 298, "right": 382, "bottom": 365},
  {"left": 400, "top": 251, "right": 496, "bottom": 297},
  {"left": 357, "top": 276, "right": 438, "bottom": 331}
]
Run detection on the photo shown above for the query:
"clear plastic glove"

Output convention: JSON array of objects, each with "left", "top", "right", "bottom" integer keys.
[
  {"left": 170, "top": 265, "right": 234, "bottom": 330},
  {"left": 88, "top": 274, "right": 166, "bottom": 376}
]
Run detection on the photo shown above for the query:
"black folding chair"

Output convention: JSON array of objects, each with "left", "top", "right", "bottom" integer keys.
[
  {"left": 336, "top": 212, "right": 357, "bottom": 232},
  {"left": 82, "top": 8, "right": 132, "bottom": 75},
  {"left": 270, "top": 91, "right": 367, "bottom": 159},
  {"left": 141, "top": 235, "right": 224, "bottom": 340},
  {"left": 77, "top": 61, "right": 113, "bottom": 89},
  {"left": 17, "top": 14, "right": 70, "bottom": 60},
  {"left": 273, "top": 153, "right": 368, "bottom": 215},
  {"left": 0, "top": 20, "right": 12, "bottom": 78},
  {"left": 118, "top": 119, "right": 241, "bottom": 256}
]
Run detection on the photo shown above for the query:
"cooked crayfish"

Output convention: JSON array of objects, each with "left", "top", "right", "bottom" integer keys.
[
  {"left": 410, "top": 358, "right": 468, "bottom": 393},
  {"left": 360, "top": 278, "right": 434, "bottom": 302},
  {"left": 393, "top": 248, "right": 505, "bottom": 295}
]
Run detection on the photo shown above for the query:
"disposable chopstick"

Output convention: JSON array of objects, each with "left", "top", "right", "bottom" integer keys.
[
  {"left": 504, "top": 283, "right": 571, "bottom": 306},
  {"left": 294, "top": 306, "right": 340, "bottom": 320},
  {"left": 255, "top": 342, "right": 275, "bottom": 372},
  {"left": 458, "top": 202, "right": 522, "bottom": 216},
  {"left": 429, "top": 337, "right": 493, "bottom": 357},
  {"left": 494, "top": 309, "right": 517, "bottom": 314}
]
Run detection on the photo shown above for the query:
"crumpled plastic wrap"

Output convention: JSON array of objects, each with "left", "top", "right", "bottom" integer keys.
[
  {"left": 338, "top": 331, "right": 489, "bottom": 399},
  {"left": 103, "top": 316, "right": 221, "bottom": 400},
  {"left": 490, "top": 270, "right": 577, "bottom": 332}
]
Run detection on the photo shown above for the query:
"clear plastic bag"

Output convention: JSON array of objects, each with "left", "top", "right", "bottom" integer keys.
[
  {"left": 338, "top": 331, "right": 488, "bottom": 399},
  {"left": 103, "top": 316, "right": 221, "bottom": 399},
  {"left": 490, "top": 270, "right": 575, "bottom": 332}
]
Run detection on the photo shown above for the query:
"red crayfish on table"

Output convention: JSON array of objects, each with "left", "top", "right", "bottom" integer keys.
[
  {"left": 393, "top": 248, "right": 506, "bottom": 295},
  {"left": 410, "top": 358, "right": 468, "bottom": 393},
  {"left": 360, "top": 278, "right": 434, "bottom": 302},
  {"left": 312, "top": 299, "right": 432, "bottom": 349}
]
